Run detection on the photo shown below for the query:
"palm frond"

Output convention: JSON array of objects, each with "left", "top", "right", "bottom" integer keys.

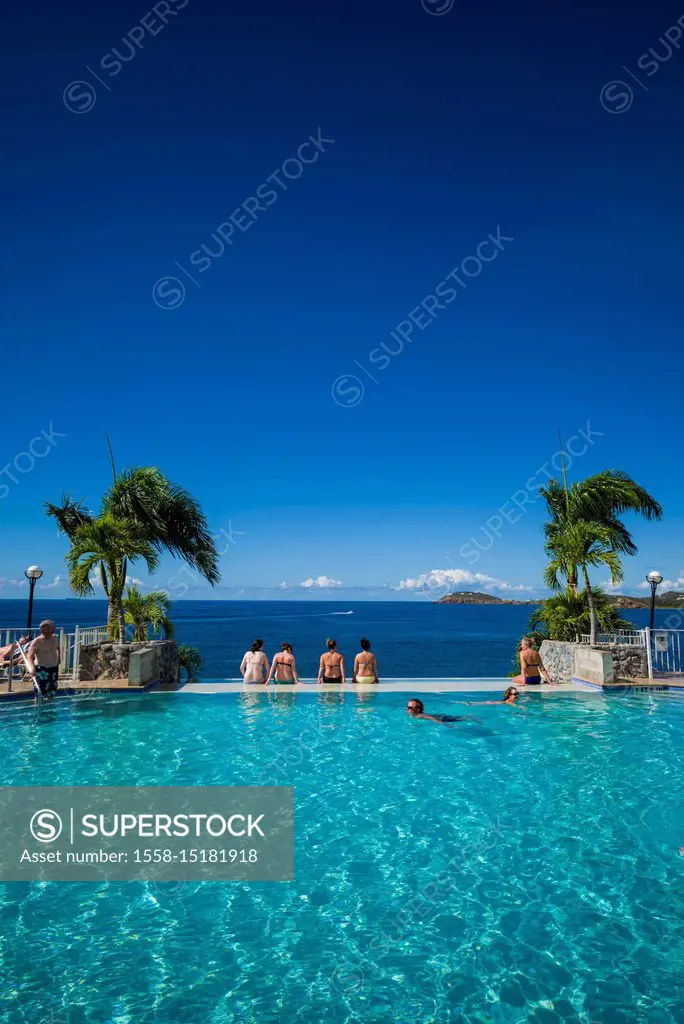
[
  {"left": 102, "top": 468, "right": 220, "bottom": 585},
  {"left": 569, "top": 471, "right": 663, "bottom": 524},
  {"left": 45, "top": 496, "right": 94, "bottom": 539},
  {"left": 178, "top": 644, "right": 202, "bottom": 681}
]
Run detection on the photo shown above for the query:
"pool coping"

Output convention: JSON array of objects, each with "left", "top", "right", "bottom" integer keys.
[
  {"left": 165, "top": 679, "right": 589, "bottom": 694},
  {"left": 4, "top": 677, "right": 682, "bottom": 704}
]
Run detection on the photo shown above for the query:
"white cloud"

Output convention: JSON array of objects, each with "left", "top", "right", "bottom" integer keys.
[
  {"left": 125, "top": 577, "right": 145, "bottom": 587},
  {"left": 396, "top": 568, "right": 533, "bottom": 594},
  {"left": 300, "top": 575, "right": 343, "bottom": 589},
  {"left": 638, "top": 573, "right": 684, "bottom": 591},
  {"left": 0, "top": 578, "right": 27, "bottom": 591},
  {"left": 40, "top": 574, "right": 63, "bottom": 591},
  {"left": 277, "top": 581, "right": 288, "bottom": 590}
]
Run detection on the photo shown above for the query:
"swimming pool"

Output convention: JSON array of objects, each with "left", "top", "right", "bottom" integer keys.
[{"left": 1, "top": 690, "right": 683, "bottom": 1023}]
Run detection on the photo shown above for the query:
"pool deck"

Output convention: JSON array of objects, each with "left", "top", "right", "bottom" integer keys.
[
  {"left": 0, "top": 677, "right": 586, "bottom": 700},
  {"left": 2, "top": 676, "right": 681, "bottom": 702},
  {"left": 168, "top": 678, "right": 588, "bottom": 694}
]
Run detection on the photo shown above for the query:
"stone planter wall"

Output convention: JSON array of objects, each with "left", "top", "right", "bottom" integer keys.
[
  {"left": 79, "top": 640, "right": 180, "bottom": 685},
  {"left": 539, "top": 640, "right": 580, "bottom": 685},
  {"left": 610, "top": 644, "right": 648, "bottom": 680},
  {"left": 539, "top": 639, "right": 647, "bottom": 685}
]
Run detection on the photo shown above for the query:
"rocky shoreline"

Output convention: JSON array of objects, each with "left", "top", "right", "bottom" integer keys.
[{"left": 436, "top": 590, "right": 684, "bottom": 609}]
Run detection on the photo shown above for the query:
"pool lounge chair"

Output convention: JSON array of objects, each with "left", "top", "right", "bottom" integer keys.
[{"left": 0, "top": 641, "right": 32, "bottom": 688}]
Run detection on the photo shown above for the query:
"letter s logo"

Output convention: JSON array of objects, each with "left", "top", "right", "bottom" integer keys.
[{"left": 30, "top": 809, "right": 63, "bottom": 843}]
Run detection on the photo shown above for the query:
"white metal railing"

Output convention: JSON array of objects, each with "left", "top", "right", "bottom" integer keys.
[
  {"left": 645, "top": 628, "right": 684, "bottom": 679},
  {"left": 579, "top": 631, "right": 646, "bottom": 646},
  {"left": 63, "top": 626, "right": 109, "bottom": 682},
  {"left": 77, "top": 626, "right": 109, "bottom": 647},
  {"left": 0, "top": 625, "right": 108, "bottom": 690}
]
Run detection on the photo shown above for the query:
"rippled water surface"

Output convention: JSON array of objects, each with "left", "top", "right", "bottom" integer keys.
[{"left": 1, "top": 690, "right": 684, "bottom": 1023}]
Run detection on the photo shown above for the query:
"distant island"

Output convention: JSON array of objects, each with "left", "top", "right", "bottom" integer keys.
[
  {"left": 436, "top": 590, "right": 684, "bottom": 609},
  {"left": 605, "top": 591, "right": 684, "bottom": 610},
  {"left": 435, "top": 591, "right": 538, "bottom": 606}
]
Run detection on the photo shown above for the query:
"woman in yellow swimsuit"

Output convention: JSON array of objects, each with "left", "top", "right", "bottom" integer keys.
[
  {"left": 353, "top": 637, "right": 379, "bottom": 684},
  {"left": 318, "top": 639, "right": 345, "bottom": 684}
]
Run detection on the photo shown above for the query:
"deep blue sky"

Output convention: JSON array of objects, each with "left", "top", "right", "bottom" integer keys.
[{"left": 1, "top": 0, "right": 683, "bottom": 601}]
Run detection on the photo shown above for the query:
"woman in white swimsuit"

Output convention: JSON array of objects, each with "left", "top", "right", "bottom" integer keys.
[
  {"left": 267, "top": 643, "right": 300, "bottom": 685},
  {"left": 240, "top": 639, "right": 270, "bottom": 684},
  {"left": 353, "top": 637, "right": 378, "bottom": 684}
]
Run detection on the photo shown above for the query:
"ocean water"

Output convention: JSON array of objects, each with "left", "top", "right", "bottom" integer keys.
[
  {"left": 1, "top": 690, "right": 684, "bottom": 1023},
  {"left": 0, "top": 599, "right": 670, "bottom": 678}
]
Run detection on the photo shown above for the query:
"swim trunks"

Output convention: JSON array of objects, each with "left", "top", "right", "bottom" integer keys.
[{"left": 34, "top": 665, "right": 58, "bottom": 697}]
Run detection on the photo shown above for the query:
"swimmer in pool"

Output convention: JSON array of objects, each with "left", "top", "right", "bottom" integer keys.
[
  {"left": 464, "top": 687, "right": 520, "bottom": 706},
  {"left": 406, "top": 698, "right": 478, "bottom": 724}
]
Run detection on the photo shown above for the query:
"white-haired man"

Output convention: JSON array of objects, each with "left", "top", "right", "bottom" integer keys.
[{"left": 28, "top": 620, "right": 61, "bottom": 698}]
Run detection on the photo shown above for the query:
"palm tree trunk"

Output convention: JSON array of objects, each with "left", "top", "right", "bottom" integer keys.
[
  {"left": 582, "top": 564, "right": 597, "bottom": 645},
  {"left": 567, "top": 568, "right": 579, "bottom": 596},
  {"left": 108, "top": 561, "right": 126, "bottom": 644},
  {"left": 107, "top": 594, "right": 117, "bottom": 633}
]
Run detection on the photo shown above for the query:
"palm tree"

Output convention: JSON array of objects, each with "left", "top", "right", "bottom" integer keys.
[
  {"left": 544, "top": 520, "right": 624, "bottom": 645},
  {"left": 46, "top": 450, "right": 220, "bottom": 638},
  {"left": 123, "top": 586, "right": 174, "bottom": 642},
  {"left": 530, "top": 588, "right": 632, "bottom": 642},
  {"left": 65, "top": 515, "right": 159, "bottom": 641},
  {"left": 178, "top": 644, "right": 202, "bottom": 682},
  {"left": 541, "top": 469, "right": 662, "bottom": 594}
]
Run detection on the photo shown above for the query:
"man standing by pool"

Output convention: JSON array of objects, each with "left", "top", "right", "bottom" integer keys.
[{"left": 27, "top": 620, "right": 61, "bottom": 699}]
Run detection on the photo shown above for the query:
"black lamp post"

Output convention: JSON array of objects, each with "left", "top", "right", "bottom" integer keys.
[
  {"left": 646, "top": 570, "right": 663, "bottom": 634},
  {"left": 24, "top": 565, "right": 44, "bottom": 638}
]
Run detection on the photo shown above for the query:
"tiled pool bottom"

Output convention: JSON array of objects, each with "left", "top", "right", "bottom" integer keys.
[{"left": 2, "top": 691, "right": 684, "bottom": 1023}]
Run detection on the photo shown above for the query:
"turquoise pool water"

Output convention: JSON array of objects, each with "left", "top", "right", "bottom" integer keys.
[{"left": 1, "top": 690, "right": 684, "bottom": 1023}]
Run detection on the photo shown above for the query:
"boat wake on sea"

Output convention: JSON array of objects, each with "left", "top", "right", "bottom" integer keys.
[{"left": 329, "top": 610, "right": 353, "bottom": 615}]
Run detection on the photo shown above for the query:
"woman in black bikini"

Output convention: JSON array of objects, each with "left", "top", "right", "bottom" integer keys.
[
  {"left": 519, "top": 638, "right": 553, "bottom": 685},
  {"left": 318, "top": 639, "right": 345, "bottom": 684}
]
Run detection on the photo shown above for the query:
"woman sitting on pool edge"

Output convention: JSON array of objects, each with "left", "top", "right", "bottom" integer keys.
[
  {"left": 518, "top": 637, "right": 554, "bottom": 686},
  {"left": 353, "top": 637, "right": 378, "bottom": 684},
  {"left": 240, "top": 638, "right": 270, "bottom": 685},
  {"left": 318, "top": 639, "right": 345, "bottom": 684},
  {"left": 267, "top": 643, "right": 300, "bottom": 685}
]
